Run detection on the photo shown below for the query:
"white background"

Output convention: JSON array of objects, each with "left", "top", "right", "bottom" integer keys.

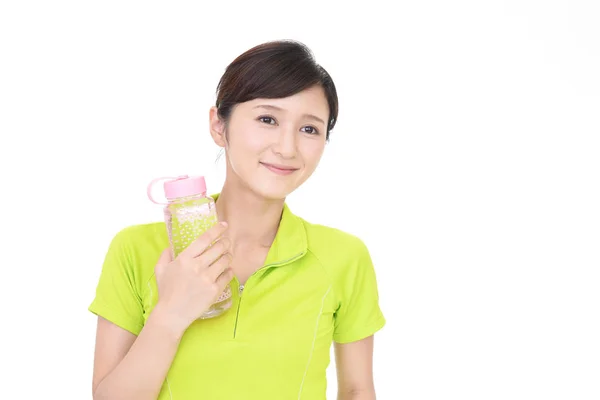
[{"left": 1, "top": 1, "right": 599, "bottom": 399}]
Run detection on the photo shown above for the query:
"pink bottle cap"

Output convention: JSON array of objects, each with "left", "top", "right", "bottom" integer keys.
[{"left": 147, "top": 175, "right": 207, "bottom": 204}]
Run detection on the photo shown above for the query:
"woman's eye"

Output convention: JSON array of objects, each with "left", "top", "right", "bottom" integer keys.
[
  {"left": 258, "top": 116, "right": 276, "bottom": 125},
  {"left": 301, "top": 126, "right": 319, "bottom": 135}
]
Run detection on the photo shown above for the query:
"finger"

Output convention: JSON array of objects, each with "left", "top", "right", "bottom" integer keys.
[
  {"left": 154, "top": 248, "right": 173, "bottom": 274},
  {"left": 194, "top": 237, "right": 231, "bottom": 269},
  {"left": 206, "top": 253, "right": 232, "bottom": 281},
  {"left": 215, "top": 267, "right": 235, "bottom": 289},
  {"left": 157, "top": 248, "right": 173, "bottom": 266},
  {"left": 160, "top": 248, "right": 173, "bottom": 263},
  {"left": 178, "top": 221, "right": 228, "bottom": 259}
]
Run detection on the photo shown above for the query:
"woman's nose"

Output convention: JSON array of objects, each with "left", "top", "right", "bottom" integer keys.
[{"left": 272, "top": 127, "right": 297, "bottom": 159}]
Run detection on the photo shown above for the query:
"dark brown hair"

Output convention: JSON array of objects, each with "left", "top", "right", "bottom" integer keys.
[{"left": 215, "top": 40, "right": 339, "bottom": 140}]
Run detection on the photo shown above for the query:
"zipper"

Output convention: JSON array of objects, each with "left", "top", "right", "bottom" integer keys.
[
  {"left": 232, "top": 251, "right": 305, "bottom": 339},
  {"left": 232, "top": 284, "right": 244, "bottom": 338}
]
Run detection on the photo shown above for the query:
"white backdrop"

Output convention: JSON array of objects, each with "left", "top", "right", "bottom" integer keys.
[{"left": 1, "top": 1, "right": 599, "bottom": 399}]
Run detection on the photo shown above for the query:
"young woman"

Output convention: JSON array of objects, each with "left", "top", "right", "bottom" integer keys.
[{"left": 89, "top": 40, "right": 386, "bottom": 400}]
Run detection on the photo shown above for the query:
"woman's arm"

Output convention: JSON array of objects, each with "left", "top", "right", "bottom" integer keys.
[
  {"left": 91, "top": 223, "right": 233, "bottom": 399},
  {"left": 334, "top": 335, "right": 377, "bottom": 400},
  {"left": 92, "top": 305, "right": 185, "bottom": 400}
]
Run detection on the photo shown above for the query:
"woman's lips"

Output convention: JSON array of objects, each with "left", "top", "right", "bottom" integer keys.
[{"left": 260, "top": 162, "right": 299, "bottom": 176}]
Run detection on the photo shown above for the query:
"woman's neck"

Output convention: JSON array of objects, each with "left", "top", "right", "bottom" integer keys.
[{"left": 215, "top": 180, "right": 285, "bottom": 249}]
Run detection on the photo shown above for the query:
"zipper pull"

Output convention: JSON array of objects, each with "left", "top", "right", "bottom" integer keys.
[{"left": 239, "top": 284, "right": 244, "bottom": 295}]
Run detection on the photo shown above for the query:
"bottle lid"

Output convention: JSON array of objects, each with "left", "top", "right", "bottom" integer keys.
[
  {"left": 164, "top": 175, "right": 207, "bottom": 199},
  {"left": 147, "top": 175, "right": 207, "bottom": 204}
]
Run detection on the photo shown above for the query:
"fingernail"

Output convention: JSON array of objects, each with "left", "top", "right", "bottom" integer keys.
[{"left": 220, "top": 221, "right": 228, "bottom": 227}]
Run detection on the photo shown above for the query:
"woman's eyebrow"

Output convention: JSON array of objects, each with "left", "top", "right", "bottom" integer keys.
[{"left": 253, "top": 104, "right": 325, "bottom": 125}]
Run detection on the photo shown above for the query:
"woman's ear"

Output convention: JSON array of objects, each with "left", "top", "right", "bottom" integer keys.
[{"left": 209, "top": 106, "right": 227, "bottom": 147}]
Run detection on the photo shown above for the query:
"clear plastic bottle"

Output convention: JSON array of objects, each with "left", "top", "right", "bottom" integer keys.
[{"left": 147, "top": 174, "right": 232, "bottom": 319}]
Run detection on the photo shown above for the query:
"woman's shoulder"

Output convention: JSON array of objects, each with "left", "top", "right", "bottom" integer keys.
[
  {"left": 101, "top": 221, "right": 170, "bottom": 276},
  {"left": 298, "top": 217, "right": 373, "bottom": 266},
  {"left": 297, "top": 218, "right": 382, "bottom": 312}
]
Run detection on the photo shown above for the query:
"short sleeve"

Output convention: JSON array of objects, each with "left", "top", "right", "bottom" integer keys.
[
  {"left": 333, "top": 238, "right": 386, "bottom": 344},
  {"left": 88, "top": 228, "right": 145, "bottom": 335}
]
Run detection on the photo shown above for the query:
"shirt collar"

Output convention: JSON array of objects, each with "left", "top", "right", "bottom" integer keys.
[{"left": 210, "top": 193, "right": 307, "bottom": 265}]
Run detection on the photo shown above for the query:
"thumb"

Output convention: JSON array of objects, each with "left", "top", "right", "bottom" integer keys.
[{"left": 156, "top": 248, "right": 173, "bottom": 269}]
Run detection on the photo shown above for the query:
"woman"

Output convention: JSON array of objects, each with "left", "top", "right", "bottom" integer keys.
[{"left": 89, "top": 40, "right": 386, "bottom": 399}]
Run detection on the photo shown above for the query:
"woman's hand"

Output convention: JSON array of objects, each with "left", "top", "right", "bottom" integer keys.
[{"left": 153, "top": 221, "right": 233, "bottom": 334}]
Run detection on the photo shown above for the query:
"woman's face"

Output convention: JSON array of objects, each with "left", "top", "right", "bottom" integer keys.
[{"left": 210, "top": 85, "right": 329, "bottom": 200}]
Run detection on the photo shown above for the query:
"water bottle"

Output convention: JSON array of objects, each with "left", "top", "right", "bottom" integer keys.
[{"left": 147, "top": 174, "right": 232, "bottom": 319}]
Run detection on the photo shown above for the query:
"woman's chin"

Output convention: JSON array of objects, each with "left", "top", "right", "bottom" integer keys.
[{"left": 249, "top": 181, "right": 297, "bottom": 202}]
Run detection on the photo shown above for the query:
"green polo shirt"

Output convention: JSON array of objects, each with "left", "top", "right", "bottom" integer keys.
[{"left": 89, "top": 196, "right": 386, "bottom": 399}]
